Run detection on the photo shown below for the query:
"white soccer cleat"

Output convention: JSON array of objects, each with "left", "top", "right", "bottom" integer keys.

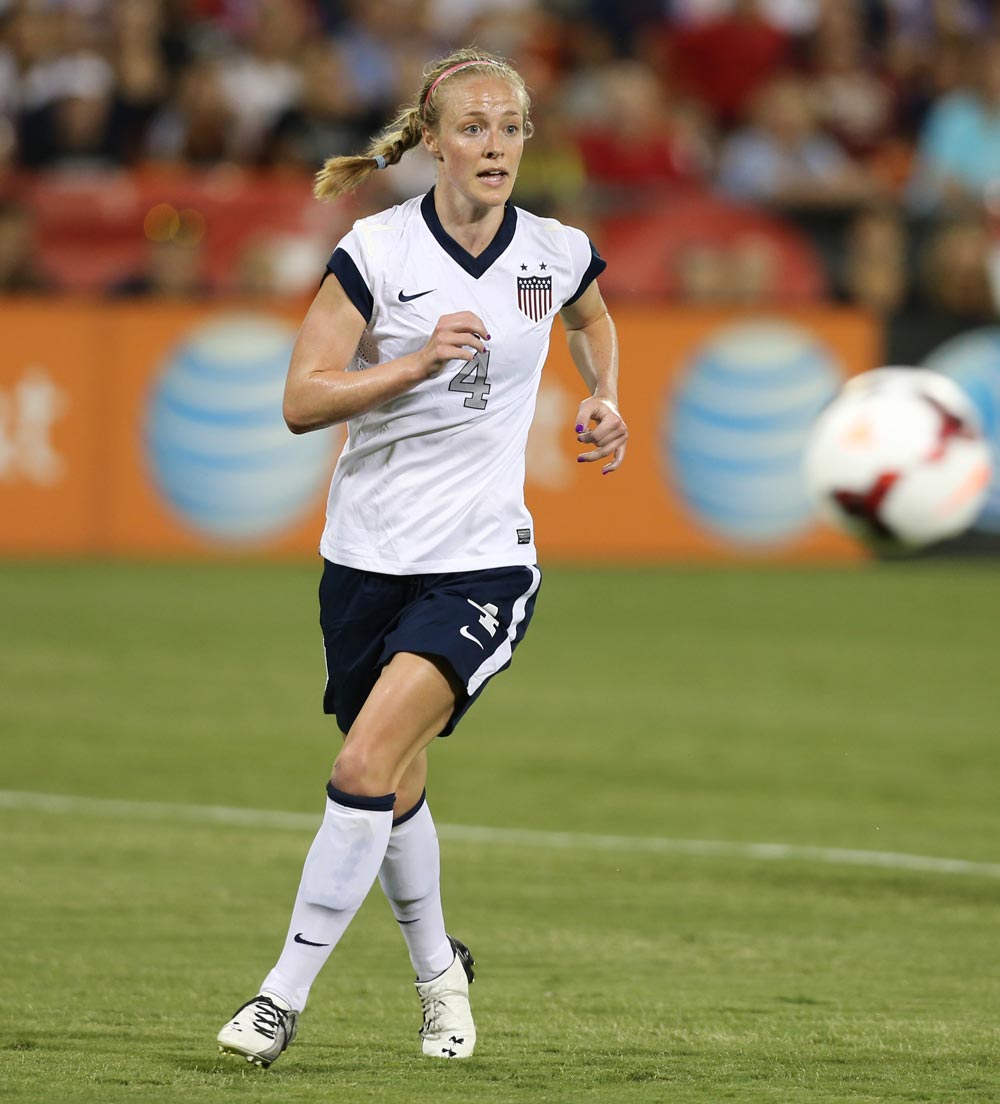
[
  {"left": 416, "top": 936, "right": 476, "bottom": 1058},
  {"left": 216, "top": 992, "right": 299, "bottom": 1068}
]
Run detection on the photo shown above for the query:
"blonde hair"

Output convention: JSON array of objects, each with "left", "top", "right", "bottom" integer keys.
[{"left": 314, "top": 46, "right": 533, "bottom": 202}]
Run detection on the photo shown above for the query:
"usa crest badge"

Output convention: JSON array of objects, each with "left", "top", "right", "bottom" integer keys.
[{"left": 517, "top": 275, "right": 552, "bottom": 322}]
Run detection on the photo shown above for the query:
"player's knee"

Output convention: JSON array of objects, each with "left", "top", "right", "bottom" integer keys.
[{"left": 330, "top": 744, "right": 393, "bottom": 797}]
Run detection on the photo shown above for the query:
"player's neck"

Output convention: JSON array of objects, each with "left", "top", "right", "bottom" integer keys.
[{"left": 432, "top": 187, "right": 506, "bottom": 259}]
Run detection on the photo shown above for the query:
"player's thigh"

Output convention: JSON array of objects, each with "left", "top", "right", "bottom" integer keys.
[{"left": 333, "top": 652, "right": 460, "bottom": 795}]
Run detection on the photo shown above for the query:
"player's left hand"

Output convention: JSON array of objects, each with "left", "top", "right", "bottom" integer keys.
[{"left": 575, "top": 396, "right": 628, "bottom": 475}]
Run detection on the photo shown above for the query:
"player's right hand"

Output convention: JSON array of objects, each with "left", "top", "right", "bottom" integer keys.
[{"left": 419, "top": 313, "right": 489, "bottom": 377}]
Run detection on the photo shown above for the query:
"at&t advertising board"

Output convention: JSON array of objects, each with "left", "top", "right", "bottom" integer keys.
[{"left": 0, "top": 302, "right": 878, "bottom": 562}]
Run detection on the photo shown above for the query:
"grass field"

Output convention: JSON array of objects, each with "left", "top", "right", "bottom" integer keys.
[{"left": 2, "top": 561, "right": 999, "bottom": 1103}]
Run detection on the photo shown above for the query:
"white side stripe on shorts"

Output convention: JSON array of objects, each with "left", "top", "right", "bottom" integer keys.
[{"left": 466, "top": 565, "right": 542, "bottom": 696}]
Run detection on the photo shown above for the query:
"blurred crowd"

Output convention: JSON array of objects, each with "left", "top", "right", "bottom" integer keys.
[{"left": 2, "top": 0, "right": 1000, "bottom": 342}]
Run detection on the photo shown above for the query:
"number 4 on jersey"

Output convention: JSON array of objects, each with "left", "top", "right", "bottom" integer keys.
[{"left": 449, "top": 350, "right": 491, "bottom": 410}]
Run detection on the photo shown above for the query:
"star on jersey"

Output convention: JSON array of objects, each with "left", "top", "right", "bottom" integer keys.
[{"left": 520, "top": 263, "right": 528, "bottom": 271}]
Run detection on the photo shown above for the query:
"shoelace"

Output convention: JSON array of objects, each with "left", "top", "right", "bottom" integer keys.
[
  {"left": 250, "top": 998, "right": 283, "bottom": 1041},
  {"left": 419, "top": 994, "right": 445, "bottom": 1036}
]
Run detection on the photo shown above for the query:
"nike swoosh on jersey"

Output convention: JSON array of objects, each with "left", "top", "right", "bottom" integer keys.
[
  {"left": 293, "top": 932, "right": 330, "bottom": 947},
  {"left": 398, "top": 288, "right": 435, "bottom": 302},
  {"left": 459, "top": 625, "right": 485, "bottom": 649}
]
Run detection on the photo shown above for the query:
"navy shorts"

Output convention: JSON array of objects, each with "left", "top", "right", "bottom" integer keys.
[{"left": 319, "top": 559, "right": 542, "bottom": 737}]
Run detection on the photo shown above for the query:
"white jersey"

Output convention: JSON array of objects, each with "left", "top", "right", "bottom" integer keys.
[{"left": 318, "top": 190, "right": 605, "bottom": 575}]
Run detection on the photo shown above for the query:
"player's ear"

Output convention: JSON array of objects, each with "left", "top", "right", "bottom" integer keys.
[{"left": 423, "top": 126, "right": 443, "bottom": 161}]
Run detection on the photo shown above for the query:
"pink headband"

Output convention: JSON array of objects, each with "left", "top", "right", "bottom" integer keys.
[{"left": 425, "top": 60, "right": 501, "bottom": 103}]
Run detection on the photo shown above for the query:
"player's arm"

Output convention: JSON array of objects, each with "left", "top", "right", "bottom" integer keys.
[
  {"left": 283, "top": 276, "right": 488, "bottom": 433},
  {"left": 559, "top": 280, "right": 628, "bottom": 474}
]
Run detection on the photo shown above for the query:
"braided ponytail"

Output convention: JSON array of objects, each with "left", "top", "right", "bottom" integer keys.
[
  {"left": 313, "top": 46, "right": 532, "bottom": 203},
  {"left": 314, "top": 104, "right": 424, "bottom": 202}
]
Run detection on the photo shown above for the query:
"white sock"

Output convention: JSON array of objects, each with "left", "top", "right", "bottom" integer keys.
[
  {"left": 259, "top": 785, "right": 395, "bottom": 1011},
  {"left": 378, "top": 793, "right": 454, "bottom": 983}
]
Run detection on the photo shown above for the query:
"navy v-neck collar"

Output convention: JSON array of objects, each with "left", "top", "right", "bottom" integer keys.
[{"left": 420, "top": 188, "right": 517, "bottom": 279}]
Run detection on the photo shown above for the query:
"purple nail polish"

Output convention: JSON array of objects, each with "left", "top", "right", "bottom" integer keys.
[
  {"left": 575, "top": 424, "right": 584, "bottom": 433},
  {"left": 486, "top": 333, "right": 492, "bottom": 340},
  {"left": 577, "top": 457, "right": 585, "bottom": 463}
]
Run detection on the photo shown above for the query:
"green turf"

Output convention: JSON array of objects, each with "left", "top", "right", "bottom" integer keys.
[{"left": 2, "top": 562, "right": 999, "bottom": 1103}]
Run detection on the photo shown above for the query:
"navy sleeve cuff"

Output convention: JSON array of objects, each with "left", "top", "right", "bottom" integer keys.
[
  {"left": 325, "top": 248, "right": 374, "bottom": 323},
  {"left": 564, "top": 240, "right": 607, "bottom": 307}
]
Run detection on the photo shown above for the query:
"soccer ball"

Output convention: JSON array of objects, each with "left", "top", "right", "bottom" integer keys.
[{"left": 803, "top": 367, "right": 993, "bottom": 548}]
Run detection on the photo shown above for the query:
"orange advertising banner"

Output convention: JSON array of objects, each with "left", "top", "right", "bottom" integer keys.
[
  {"left": 0, "top": 303, "right": 107, "bottom": 552},
  {"left": 534, "top": 305, "right": 877, "bottom": 561},
  {"left": 0, "top": 300, "right": 877, "bottom": 562}
]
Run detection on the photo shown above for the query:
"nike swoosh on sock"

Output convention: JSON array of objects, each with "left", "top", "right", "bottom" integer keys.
[{"left": 293, "top": 932, "right": 331, "bottom": 946}]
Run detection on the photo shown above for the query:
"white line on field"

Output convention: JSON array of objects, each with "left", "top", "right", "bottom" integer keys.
[{"left": 1, "top": 789, "right": 998, "bottom": 881}]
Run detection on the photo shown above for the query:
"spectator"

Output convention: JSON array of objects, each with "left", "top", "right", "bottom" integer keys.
[
  {"left": 111, "top": 0, "right": 171, "bottom": 162},
  {"left": 907, "top": 35, "right": 1000, "bottom": 212},
  {"left": 0, "top": 200, "right": 51, "bottom": 292},
  {"left": 673, "top": 233, "right": 781, "bottom": 303},
  {"left": 660, "top": 0, "right": 793, "bottom": 128},
  {"left": 145, "top": 56, "right": 237, "bottom": 165},
  {"left": 665, "top": 0, "right": 821, "bottom": 35},
  {"left": 549, "top": 18, "right": 618, "bottom": 126},
  {"left": 756, "top": 0, "right": 822, "bottom": 36},
  {"left": 216, "top": 0, "right": 306, "bottom": 160},
  {"left": 728, "top": 232, "right": 782, "bottom": 301},
  {"left": 13, "top": 3, "right": 87, "bottom": 114},
  {"left": 835, "top": 203, "right": 910, "bottom": 316},
  {"left": 571, "top": 0, "right": 664, "bottom": 54},
  {"left": 12, "top": 3, "right": 128, "bottom": 171},
  {"left": 17, "top": 62, "right": 127, "bottom": 170},
  {"left": 673, "top": 240, "right": 730, "bottom": 301},
  {"left": 804, "top": 3, "right": 898, "bottom": 161},
  {"left": 111, "top": 236, "right": 208, "bottom": 298},
  {"left": 918, "top": 211, "right": 998, "bottom": 319},
  {"left": 234, "top": 230, "right": 330, "bottom": 297},
  {"left": 262, "top": 41, "right": 370, "bottom": 171},
  {"left": 0, "top": 3, "right": 52, "bottom": 125},
  {"left": 511, "top": 101, "right": 587, "bottom": 219},
  {"left": 574, "top": 60, "right": 712, "bottom": 205},
  {"left": 335, "top": 0, "right": 424, "bottom": 116},
  {"left": 883, "top": 0, "right": 994, "bottom": 43},
  {"left": 422, "top": 0, "right": 535, "bottom": 43},
  {"left": 715, "top": 74, "right": 883, "bottom": 209},
  {"left": 0, "top": 114, "right": 12, "bottom": 179}
]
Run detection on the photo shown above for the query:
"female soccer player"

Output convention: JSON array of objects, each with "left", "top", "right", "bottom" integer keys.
[{"left": 217, "top": 46, "right": 627, "bottom": 1067}]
